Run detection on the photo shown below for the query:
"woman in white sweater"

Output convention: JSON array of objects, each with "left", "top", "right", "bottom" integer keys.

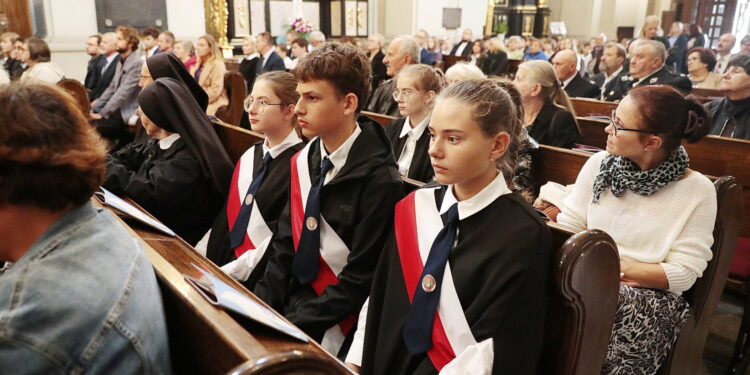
[{"left": 557, "top": 84, "right": 716, "bottom": 375}]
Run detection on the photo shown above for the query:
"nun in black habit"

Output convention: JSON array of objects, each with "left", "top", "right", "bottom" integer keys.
[
  {"left": 131, "top": 52, "right": 211, "bottom": 144},
  {"left": 103, "top": 77, "right": 234, "bottom": 245}
]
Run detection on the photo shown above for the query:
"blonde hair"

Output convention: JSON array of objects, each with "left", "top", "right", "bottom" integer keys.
[
  {"left": 197, "top": 34, "right": 222, "bottom": 65},
  {"left": 445, "top": 63, "right": 486, "bottom": 83},
  {"left": 255, "top": 71, "right": 301, "bottom": 136},
  {"left": 518, "top": 60, "right": 577, "bottom": 118}
]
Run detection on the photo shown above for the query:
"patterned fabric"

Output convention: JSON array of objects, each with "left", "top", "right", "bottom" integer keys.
[
  {"left": 512, "top": 129, "right": 539, "bottom": 203},
  {"left": 602, "top": 286, "right": 690, "bottom": 375},
  {"left": 592, "top": 146, "right": 690, "bottom": 203}
]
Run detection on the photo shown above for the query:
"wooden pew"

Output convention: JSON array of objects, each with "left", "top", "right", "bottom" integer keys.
[
  {"left": 692, "top": 88, "right": 723, "bottom": 104},
  {"left": 570, "top": 97, "right": 617, "bottom": 117},
  {"left": 94, "top": 198, "right": 351, "bottom": 375},
  {"left": 361, "top": 110, "right": 397, "bottom": 127},
  {"left": 442, "top": 55, "right": 470, "bottom": 71},
  {"left": 57, "top": 78, "right": 91, "bottom": 115},
  {"left": 539, "top": 223, "right": 620, "bottom": 374},
  {"left": 216, "top": 71, "right": 248, "bottom": 127},
  {"left": 533, "top": 145, "right": 742, "bottom": 375},
  {"left": 212, "top": 120, "right": 264, "bottom": 163}
]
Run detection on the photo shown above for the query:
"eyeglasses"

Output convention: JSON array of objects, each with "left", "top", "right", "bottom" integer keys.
[
  {"left": 392, "top": 89, "right": 413, "bottom": 101},
  {"left": 609, "top": 110, "right": 659, "bottom": 136},
  {"left": 244, "top": 97, "right": 283, "bottom": 114}
]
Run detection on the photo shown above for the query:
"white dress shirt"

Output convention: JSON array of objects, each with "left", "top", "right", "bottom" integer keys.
[
  {"left": 319, "top": 124, "right": 362, "bottom": 184},
  {"left": 396, "top": 116, "right": 430, "bottom": 177}
]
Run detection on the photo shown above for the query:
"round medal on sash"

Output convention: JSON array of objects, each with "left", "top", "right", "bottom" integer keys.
[
  {"left": 306, "top": 217, "right": 318, "bottom": 231},
  {"left": 245, "top": 193, "right": 254, "bottom": 205},
  {"left": 422, "top": 274, "right": 437, "bottom": 293}
]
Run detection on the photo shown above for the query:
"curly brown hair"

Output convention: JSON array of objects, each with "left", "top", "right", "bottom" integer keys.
[{"left": 0, "top": 83, "right": 107, "bottom": 211}]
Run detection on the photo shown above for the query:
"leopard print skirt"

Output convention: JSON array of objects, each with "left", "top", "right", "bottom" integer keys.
[{"left": 601, "top": 285, "right": 690, "bottom": 375}]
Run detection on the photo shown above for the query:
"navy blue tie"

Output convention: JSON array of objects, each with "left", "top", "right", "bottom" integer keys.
[
  {"left": 229, "top": 152, "right": 272, "bottom": 250},
  {"left": 292, "top": 157, "right": 334, "bottom": 284},
  {"left": 403, "top": 203, "right": 460, "bottom": 354}
]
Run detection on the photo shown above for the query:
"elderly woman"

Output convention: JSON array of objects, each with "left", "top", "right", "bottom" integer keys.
[
  {"left": 19, "top": 37, "right": 64, "bottom": 84},
  {"left": 686, "top": 47, "right": 723, "bottom": 89},
  {"left": 513, "top": 60, "right": 580, "bottom": 148},
  {"left": 173, "top": 40, "right": 197, "bottom": 71},
  {"left": 190, "top": 34, "right": 227, "bottom": 116},
  {"left": 103, "top": 78, "right": 233, "bottom": 245},
  {"left": 445, "top": 62, "right": 485, "bottom": 84},
  {"left": 506, "top": 36, "right": 525, "bottom": 60},
  {"left": 558, "top": 85, "right": 715, "bottom": 374}
]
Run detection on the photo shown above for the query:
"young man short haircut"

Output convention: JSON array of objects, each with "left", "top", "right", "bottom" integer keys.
[{"left": 253, "top": 42, "right": 404, "bottom": 357}]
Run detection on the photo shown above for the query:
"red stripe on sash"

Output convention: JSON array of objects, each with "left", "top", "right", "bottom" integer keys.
[
  {"left": 227, "top": 158, "right": 257, "bottom": 258},
  {"left": 394, "top": 192, "right": 456, "bottom": 371},
  {"left": 289, "top": 151, "right": 357, "bottom": 336}
]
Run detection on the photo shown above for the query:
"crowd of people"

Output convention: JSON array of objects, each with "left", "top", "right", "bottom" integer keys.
[{"left": 1, "top": 17, "right": 749, "bottom": 374}]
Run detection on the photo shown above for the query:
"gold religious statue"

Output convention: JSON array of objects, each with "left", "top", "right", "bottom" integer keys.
[{"left": 204, "top": 0, "right": 233, "bottom": 58}]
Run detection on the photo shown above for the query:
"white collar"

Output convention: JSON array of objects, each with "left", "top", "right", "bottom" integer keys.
[
  {"left": 399, "top": 115, "right": 430, "bottom": 139},
  {"left": 319, "top": 124, "right": 362, "bottom": 180},
  {"left": 263, "top": 128, "right": 303, "bottom": 158},
  {"left": 148, "top": 46, "right": 159, "bottom": 56},
  {"left": 561, "top": 73, "right": 576, "bottom": 88},
  {"left": 439, "top": 171, "right": 512, "bottom": 220},
  {"left": 245, "top": 52, "right": 259, "bottom": 61},
  {"left": 105, "top": 52, "right": 119, "bottom": 64},
  {"left": 606, "top": 66, "right": 623, "bottom": 80},
  {"left": 158, "top": 133, "right": 181, "bottom": 150}
]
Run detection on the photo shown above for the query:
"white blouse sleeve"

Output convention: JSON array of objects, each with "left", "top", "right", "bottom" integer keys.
[{"left": 344, "top": 297, "right": 369, "bottom": 367}]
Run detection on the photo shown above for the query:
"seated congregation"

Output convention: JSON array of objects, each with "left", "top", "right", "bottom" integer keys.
[{"left": 2, "top": 20, "right": 750, "bottom": 375}]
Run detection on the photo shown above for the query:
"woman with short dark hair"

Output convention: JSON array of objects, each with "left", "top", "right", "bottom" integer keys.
[
  {"left": 557, "top": 85, "right": 716, "bottom": 374},
  {"left": 686, "top": 47, "right": 722, "bottom": 89},
  {"left": 19, "top": 37, "right": 64, "bottom": 84}
]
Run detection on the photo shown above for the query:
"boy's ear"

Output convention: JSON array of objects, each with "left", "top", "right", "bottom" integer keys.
[{"left": 342, "top": 93, "right": 359, "bottom": 115}]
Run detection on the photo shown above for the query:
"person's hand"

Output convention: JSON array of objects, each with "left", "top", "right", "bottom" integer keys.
[
  {"left": 90, "top": 99, "right": 98, "bottom": 107},
  {"left": 619, "top": 260, "right": 641, "bottom": 287},
  {"left": 90, "top": 111, "right": 102, "bottom": 120}
]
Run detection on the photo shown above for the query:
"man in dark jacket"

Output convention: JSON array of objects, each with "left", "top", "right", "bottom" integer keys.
[
  {"left": 706, "top": 55, "right": 750, "bottom": 139},
  {"left": 84, "top": 34, "right": 105, "bottom": 92},
  {"left": 90, "top": 32, "right": 119, "bottom": 101},
  {"left": 366, "top": 35, "right": 419, "bottom": 116},
  {"left": 254, "top": 32, "right": 286, "bottom": 75},
  {"left": 553, "top": 49, "right": 600, "bottom": 99},
  {"left": 603, "top": 39, "right": 691, "bottom": 102}
]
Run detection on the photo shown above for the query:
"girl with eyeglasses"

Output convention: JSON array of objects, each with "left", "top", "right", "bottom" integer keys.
[
  {"left": 556, "top": 85, "right": 715, "bottom": 374},
  {"left": 201, "top": 71, "right": 305, "bottom": 289},
  {"left": 386, "top": 64, "right": 446, "bottom": 183}
]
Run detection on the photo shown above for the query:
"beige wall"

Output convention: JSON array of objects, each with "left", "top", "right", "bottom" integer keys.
[{"left": 550, "top": 0, "right": 650, "bottom": 41}]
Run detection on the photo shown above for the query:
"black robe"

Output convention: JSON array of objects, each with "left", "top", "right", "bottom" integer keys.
[
  {"left": 385, "top": 117, "right": 434, "bottom": 183},
  {"left": 361, "top": 187, "right": 552, "bottom": 375},
  {"left": 253, "top": 121, "right": 404, "bottom": 352},
  {"left": 206, "top": 140, "right": 304, "bottom": 289},
  {"left": 527, "top": 100, "right": 581, "bottom": 149},
  {"left": 103, "top": 138, "right": 224, "bottom": 245}
]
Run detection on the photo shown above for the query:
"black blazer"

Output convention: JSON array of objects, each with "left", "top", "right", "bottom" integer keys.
[
  {"left": 527, "top": 101, "right": 581, "bottom": 149},
  {"left": 256, "top": 51, "right": 286, "bottom": 74},
  {"left": 449, "top": 41, "right": 472, "bottom": 57},
  {"left": 603, "top": 67, "right": 692, "bottom": 102},
  {"left": 385, "top": 117, "right": 434, "bottom": 183},
  {"left": 239, "top": 56, "right": 260, "bottom": 92},
  {"left": 253, "top": 121, "right": 404, "bottom": 351},
  {"left": 4, "top": 58, "right": 26, "bottom": 81},
  {"left": 84, "top": 54, "right": 106, "bottom": 90},
  {"left": 90, "top": 54, "right": 120, "bottom": 101},
  {"left": 370, "top": 51, "right": 388, "bottom": 93},
  {"left": 564, "top": 74, "right": 601, "bottom": 99},
  {"left": 483, "top": 51, "right": 508, "bottom": 76}
]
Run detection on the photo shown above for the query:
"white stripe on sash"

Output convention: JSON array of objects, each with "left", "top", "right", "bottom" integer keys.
[
  {"left": 234, "top": 147, "right": 272, "bottom": 267},
  {"left": 414, "top": 188, "right": 478, "bottom": 358}
]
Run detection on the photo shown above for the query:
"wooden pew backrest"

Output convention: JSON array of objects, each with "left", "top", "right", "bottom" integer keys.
[
  {"left": 531, "top": 145, "right": 591, "bottom": 187},
  {"left": 657, "top": 176, "right": 743, "bottom": 375},
  {"left": 540, "top": 223, "right": 620, "bottom": 375},
  {"left": 361, "top": 110, "right": 398, "bottom": 127},
  {"left": 57, "top": 78, "right": 91, "bottom": 115},
  {"left": 216, "top": 71, "right": 248, "bottom": 126},
  {"left": 212, "top": 120, "right": 265, "bottom": 163},
  {"left": 570, "top": 97, "right": 618, "bottom": 117}
]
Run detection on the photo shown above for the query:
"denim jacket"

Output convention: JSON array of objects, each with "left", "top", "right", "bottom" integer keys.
[{"left": 0, "top": 202, "right": 172, "bottom": 374}]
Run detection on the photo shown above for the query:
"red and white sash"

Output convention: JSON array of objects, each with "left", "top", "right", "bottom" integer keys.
[
  {"left": 226, "top": 146, "right": 273, "bottom": 263},
  {"left": 394, "top": 188, "right": 478, "bottom": 371},
  {"left": 289, "top": 144, "right": 357, "bottom": 354}
]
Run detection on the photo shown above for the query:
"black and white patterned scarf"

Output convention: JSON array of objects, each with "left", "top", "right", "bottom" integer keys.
[{"left": 591, "top": 146, "right": 690, "bottom": 203}]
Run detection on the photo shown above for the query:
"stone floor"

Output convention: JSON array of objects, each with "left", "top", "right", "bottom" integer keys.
[{"left": 704, "top": 292, "right": 744, "bottom": 374}]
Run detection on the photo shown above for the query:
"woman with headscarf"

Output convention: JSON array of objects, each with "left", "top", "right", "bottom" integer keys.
[{"left": 103, "top": 77, "right": 233, "bottom": 245}]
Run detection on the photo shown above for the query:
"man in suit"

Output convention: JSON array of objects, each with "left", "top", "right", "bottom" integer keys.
[
  {"left": 603, "top": 39, "right": 691, "bottom": 102},
  {"left": 553, "top": 49, "right": 600, "bottom": 99},
  {"left": 91, "top": 26, "right": 142, "bottom": 148},
  {"left": 714, "top": 33, "right": 736, "bottom": 74},
  {"left": 157, "top": 31, "right": 175, "bottom": 54},
  {"left": 449, "top": 29, "right": 473, "bottom": 57},
  {"left": 589, "top": 42, "right": 625, "bottom": 98},
  {"left": 90, "top": 32, "right": 119, "bottom": 101},
  {"left": 415, "top": 29, "right": 435, "bottom": 66},
  {"left": 83, "top": 34, "right": 105, "bottom": 92},
  {"left": 255, "top": 32, "right": 286, "bottom": 75},
  {"left": 366, "top": 35, "right": 419, "bottom": 116},
  {"left": 141, "top": 27, "right": 160, "bottom": 58}
]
